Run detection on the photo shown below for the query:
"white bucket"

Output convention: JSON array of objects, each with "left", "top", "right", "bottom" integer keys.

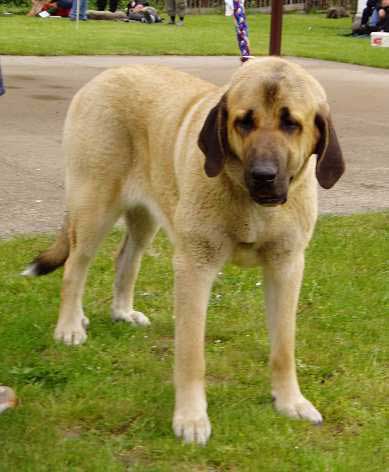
[{"left": 371, "top": 31, "right": 389, "bottom": 47}]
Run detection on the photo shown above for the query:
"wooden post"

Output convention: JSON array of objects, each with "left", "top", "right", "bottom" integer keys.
[{"left": 269, "top": 0, "right": 283, "bottom": 56}]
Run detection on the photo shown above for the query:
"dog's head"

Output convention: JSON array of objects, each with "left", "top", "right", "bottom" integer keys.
[{"left": 198, "top": 57, "right": 345, "bottom": 206}]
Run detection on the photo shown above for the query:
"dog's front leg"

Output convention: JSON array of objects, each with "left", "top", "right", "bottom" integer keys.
[
  {"left": 172, "top": 253, "right": 221, "bottom": 445},
  {"left": 263, "top": 251, "right": 323, "bottom": 424}
]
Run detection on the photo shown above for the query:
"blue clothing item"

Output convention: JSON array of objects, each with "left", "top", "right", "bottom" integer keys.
[
  {"left": 0, "top": 64, "right": 5, "bottom": 96},
  {"left": 58, "top": 0, "right": 72, "bottom": 8},
  {"left": 369, "top": 8, "right": 379, "bottom": 26},
  {"left": 69, "top": 0, "right": 88, "bottom": 20}
]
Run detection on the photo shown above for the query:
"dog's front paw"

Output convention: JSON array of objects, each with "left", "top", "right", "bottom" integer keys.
[
  {"left": 274, "top": 394, "right": 323, "bottom": 424},
  {"left": 173, "top": 412, "right": 211, "bottom": 445},
  {"left": 112, "top": 309, "right": 150, "bottom": 326},
  {"left": 54, "top": 321, "right": 87, "bottom": 346}
]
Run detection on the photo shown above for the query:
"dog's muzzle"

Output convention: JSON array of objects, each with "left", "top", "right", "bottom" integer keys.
[{"left": 245, "top": 161, "right": 287, "bottom": 206}]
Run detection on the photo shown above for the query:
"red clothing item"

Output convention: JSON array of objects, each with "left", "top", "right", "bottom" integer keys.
[{"left": 42, "top": 2, "right": 71, "bottom": 16}]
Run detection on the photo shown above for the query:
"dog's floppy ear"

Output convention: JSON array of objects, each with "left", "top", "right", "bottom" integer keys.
[
  {"left": 314, "top": 112, "right": 345, "bottom": 189},
  {"left": 198, "top": 95, "right": 230, "bottom": 177}
]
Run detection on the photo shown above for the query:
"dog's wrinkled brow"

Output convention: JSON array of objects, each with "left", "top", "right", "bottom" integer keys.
[{"left": 263, "top": 80, "right": 280, "bottom": 108}]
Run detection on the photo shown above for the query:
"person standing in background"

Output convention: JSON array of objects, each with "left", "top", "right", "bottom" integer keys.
[
  {"left": 97, "top": 0, "right": 118, "bottom": 12},
  {"left": 165, "top": 0, "right": 186, "bottom": 26},
  {"left": 69, "top": 0, "right": 88, "bottom": 20}
]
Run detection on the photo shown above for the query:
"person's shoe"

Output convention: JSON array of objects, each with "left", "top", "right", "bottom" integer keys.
[
  {"left": 167, "top": 19, "right": 175, "bottom": 25},
  {"left": 176, "top": 19, "right": 184, "bottom": 26}
]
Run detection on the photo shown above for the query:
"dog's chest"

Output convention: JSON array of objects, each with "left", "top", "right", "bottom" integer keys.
[
  {"left": 229, "top": 208, "right": 297, "bottom": 267},
  {"left": 231, "top": 242, "right": 264, "bottom": 267},
  {"left": 229, "top": 212, "right": 267, "bottom": 267}
]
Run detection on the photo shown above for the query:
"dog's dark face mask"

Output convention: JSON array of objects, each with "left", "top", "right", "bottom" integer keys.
[{"left": 198, "top": 93, "right": 344, "bottom": 206}]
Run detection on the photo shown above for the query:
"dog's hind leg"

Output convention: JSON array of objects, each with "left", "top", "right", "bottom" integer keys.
[
  {"left": 54, "top": 187, "right": 121, "bottom": 346},
  {"left": 112, "top": 206, "right": 158, "bottom": 326}
]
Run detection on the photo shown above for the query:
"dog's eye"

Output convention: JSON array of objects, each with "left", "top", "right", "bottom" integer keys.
[
  {"left": 235, "top": 110, "right": 255, "bottom": 134},
  {"left": 280, "top": 107, "right": 301, "bottom": 133}
]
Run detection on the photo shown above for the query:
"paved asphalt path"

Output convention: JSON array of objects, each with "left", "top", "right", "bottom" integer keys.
[{"left": 1, "top": 56, "right": 388, "bottom": 238}]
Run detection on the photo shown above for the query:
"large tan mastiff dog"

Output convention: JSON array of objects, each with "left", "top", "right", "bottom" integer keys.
[{"left": 24, "top": 57, "right": 344, "bottom": 444}]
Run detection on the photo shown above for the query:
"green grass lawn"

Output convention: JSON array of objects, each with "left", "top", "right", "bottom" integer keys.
[
  {"left": 0, "top": 212, "right": 388, "bottom": 470},
  {"left": 1, "top": 13, "right": 389, "bottom": 68}
]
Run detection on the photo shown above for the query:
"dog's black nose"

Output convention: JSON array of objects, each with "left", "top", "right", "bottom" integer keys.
[{"left": 250, "top": 163, "right": 277, "bottom": 183}]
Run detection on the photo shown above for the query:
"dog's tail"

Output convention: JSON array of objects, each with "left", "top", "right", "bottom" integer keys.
[{"left": 22, "top": 216, "right": 70, "bottom": 277}]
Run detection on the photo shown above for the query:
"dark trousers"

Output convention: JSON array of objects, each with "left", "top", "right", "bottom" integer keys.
[
  {"left": 97, "top": 0, "right": 118, "bottom": 12},
  {"left": 361, "top": 0, "right": 378, "bottom": 25}
]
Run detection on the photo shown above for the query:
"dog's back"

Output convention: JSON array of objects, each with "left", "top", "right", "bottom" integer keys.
[
  {"left": 23, "top": 65, "right": 218, "bottom": 278},
  {"left": 63, "top": 66, "right": 217, "bottom": 215}
]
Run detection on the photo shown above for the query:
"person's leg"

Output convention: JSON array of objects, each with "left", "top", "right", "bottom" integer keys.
[
  {"left": 361, "top": 5, "right": 373, "bottom": 25},
  {"left": 57, "top": 0, "right": 72, "bottom": 8},
  {"left": 165, "top": 0, "right": 176, "bottom": 23},
  {"left": 176, "top": 0, "right": 186, "bottom": 25},
  {"left": 69, "top": 0, "right": 87, "bottom": 19},
  {"left": 108, "top": 0, "right": 118, "bottom": 12},
  {"left": 69, "top": 0, "right": 76, "bottom": 19},
  {"left": 80, "top": 0, "right": 88, "bottom": 19},
  {"left": 97, "top": 0, "right": 107, "bottom": 11}
]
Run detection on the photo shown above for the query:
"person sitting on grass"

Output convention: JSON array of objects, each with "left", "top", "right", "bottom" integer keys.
[
  {"left": 165, "top": 0, "right": 186, "bottom": 26},
  {"left": 127, "top": 0, "right": 149, "bottom": 15},
  {"left": 41, "top": 0, "right": 72, "bottom": 16},
  {"left": 354, "top": 0, "right": 386, "bottom": 34},
  {"left": 360, "top": 0, "right": 380, "bottom": 31},
  {"left": 378, "top": 0, "right": 389, "bottom": 30},
  {"left": 126, "top": 0, "right": 161, "bottom": 23}
]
